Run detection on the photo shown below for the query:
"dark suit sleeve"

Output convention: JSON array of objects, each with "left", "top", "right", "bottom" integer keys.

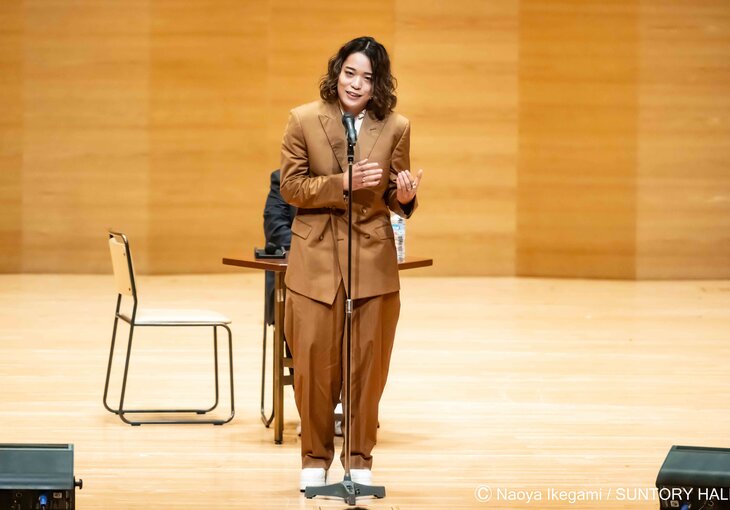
[
  {"left": 263, "top": 169, "right": 294, "bottom": 325},
  {"left": 264, "top": 170, "right": 294, "bottom": 249}
]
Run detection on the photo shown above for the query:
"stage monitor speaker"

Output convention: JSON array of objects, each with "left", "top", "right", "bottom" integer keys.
[
  {"left": 0, "top": 444, "right": 82, "bottom": 510},
  {"left": 656, "top": 445, "right": 730, "bottom": 509}
]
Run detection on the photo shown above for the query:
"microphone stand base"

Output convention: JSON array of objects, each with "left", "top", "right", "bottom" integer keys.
[{"left": 305, "top": 479, "right": 385, "bottom": 505}]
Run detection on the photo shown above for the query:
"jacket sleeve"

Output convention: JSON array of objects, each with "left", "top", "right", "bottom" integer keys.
[
  {"left": 280, "top": 109, "right": 347, "bottom": 209},
  {"left": 386, "top": 118, "right": 418, "bottom": 218}
]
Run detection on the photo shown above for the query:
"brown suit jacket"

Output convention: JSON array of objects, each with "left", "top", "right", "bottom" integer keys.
[{"left": 280, "top": 100, "right": 417, "bottom": 304}]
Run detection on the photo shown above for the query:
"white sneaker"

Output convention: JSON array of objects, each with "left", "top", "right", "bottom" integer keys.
[
  {"left": 300, "top": 468, "right": 326, "bottom": 492},
  {"left": 350, "top": 468, "right": 372, "bottom": 485}
]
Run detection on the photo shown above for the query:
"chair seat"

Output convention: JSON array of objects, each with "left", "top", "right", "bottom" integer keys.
[{"left": 121, "top": 308, "right": 231, "bottom": 325}]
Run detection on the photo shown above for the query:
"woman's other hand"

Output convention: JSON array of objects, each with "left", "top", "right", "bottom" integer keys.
[{"left": 396, "top": 169, "right": 423, "bottom": 204}]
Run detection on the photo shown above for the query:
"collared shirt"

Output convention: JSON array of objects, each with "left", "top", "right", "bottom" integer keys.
[{"left": 354, "top": 109, "right": 366, "bottom": 134}]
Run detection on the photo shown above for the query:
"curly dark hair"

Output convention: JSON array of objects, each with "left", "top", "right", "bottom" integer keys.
[{"left": 319, "top": 36, "right": 397, "bottom": 121}]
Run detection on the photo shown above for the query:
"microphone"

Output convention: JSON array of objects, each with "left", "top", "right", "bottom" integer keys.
[{"left": 342, "top": 113, "right": 357, "bottom": 146}]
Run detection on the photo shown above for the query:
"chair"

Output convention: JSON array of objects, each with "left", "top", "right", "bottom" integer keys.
[{"left": 103, "top": 231, "right": 234, "bottom": 425}]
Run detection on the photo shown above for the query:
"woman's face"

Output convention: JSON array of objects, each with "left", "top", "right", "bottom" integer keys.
[{"left": 337, "top": 52, "right": 373, "bottom": 115}]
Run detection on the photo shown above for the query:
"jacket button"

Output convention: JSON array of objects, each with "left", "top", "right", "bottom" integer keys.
[
  {"left": 364, "top": 234, "right": 371, "bottom": 239},
  {"left": 318, "top": 235, "right": 324, "bottom": 241},
  {"left": 361, "top": 207, "right": 367, "bottom": 214}
]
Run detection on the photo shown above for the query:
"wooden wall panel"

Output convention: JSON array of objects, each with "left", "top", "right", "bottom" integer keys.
[
  {"left": 395, "top": 0, "right": 519, "bottom": 275},
  {"left": 517, "top": 0, "right": 639, "bottom": 278},
  {"left": 637, "top": 0, "right": 730, "bottom": 278},
  {"left": 21, "top": 0, "right": 150, "bottom": 273},
  {"left": 147, "top": 0, "right": 268, "bottom": 273},
  {"left": 0, "top": 1, "right": 22, "bottom": 272},
  {"left": 3, "top": 1, "right": 729, "bottom": 277}
]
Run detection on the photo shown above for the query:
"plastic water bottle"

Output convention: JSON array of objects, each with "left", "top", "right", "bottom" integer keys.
[{"left": 390, "top": 212, "right": 406, "bottom": 262}]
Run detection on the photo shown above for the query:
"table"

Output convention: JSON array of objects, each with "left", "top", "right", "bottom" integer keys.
[{"left": 222, "top": 255, "right": 433, "bottom": 444}]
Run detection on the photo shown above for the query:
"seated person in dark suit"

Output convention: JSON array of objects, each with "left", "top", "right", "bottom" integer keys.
[{"left": 264, "top": 169, "right": 297, "bottom": 325}]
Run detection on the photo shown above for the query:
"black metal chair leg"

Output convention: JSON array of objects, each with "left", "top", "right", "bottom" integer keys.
[
  {"left": 219, "top": 324, "right": 235, "bottom": 425},
  {"left": 260, "top": 318, "right": 275, "bottom": 427},
  {"left": 198, "top": 326, "right": 220, "bottom": 414},
  {"left": 103, "top": 311, "right": 121, "bottom": 414},
  {"left": 118, "top": 323, "right": 137, "bottom": 425}
]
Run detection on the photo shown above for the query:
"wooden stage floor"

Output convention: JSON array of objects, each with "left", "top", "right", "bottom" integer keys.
[{"left": 1, "top": 274, "right": 729, "bottom": 509}]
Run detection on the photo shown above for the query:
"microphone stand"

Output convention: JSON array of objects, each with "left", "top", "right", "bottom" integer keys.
[{"left": 305, "top": 128, "right": 386, "bottom": 505}]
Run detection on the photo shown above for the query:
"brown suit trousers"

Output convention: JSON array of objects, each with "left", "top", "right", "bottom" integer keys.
[{"left": 285, "top": 284, "right": 400, "bottom": 470}]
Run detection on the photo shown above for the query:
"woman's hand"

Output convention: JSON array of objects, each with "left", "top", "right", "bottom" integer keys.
[
  {"left": 343, "top": 158, "right": 383, "bottom": 192},
  {"left": 396, "top": 169, "right": 423, "bottom": 204}
]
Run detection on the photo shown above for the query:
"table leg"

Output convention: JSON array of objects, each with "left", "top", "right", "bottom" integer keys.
[{"left": 273, "top": 272, "right": 285, "bottom": 444}]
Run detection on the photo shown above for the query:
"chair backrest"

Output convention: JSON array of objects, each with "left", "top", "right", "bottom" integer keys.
[{"left": 108, "top": 232, "right": 136, "bottom": 297}]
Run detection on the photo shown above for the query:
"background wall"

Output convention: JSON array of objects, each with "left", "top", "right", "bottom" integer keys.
[{"left": 1, "top": 0, "right": 728, "bottom": 277}]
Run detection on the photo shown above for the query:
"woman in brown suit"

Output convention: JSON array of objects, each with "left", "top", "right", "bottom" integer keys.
[{"left": 280, "top": 36, "right": 423, "bottom": 492}]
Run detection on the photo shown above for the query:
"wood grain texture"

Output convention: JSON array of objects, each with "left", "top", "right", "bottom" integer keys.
[
  {"left": 396, "top": 0, "right": 519, "bottom": 276},
  {"left": 637, "top": 0, "right": 730, "bottom": 278},
  {"left": 0, "top": 1, "right": 23, "bottom": 272},
  {"left": 2, "top": 1, "right": 729, "bottom": 277},
  {"left": 147, "top": 0, "right": 269, "bottom": 273},
  {"left": 21, "top": 0, "right": 150, "bottom": 273},
  {"left": 1, "top": 274, "right": 729, "bottom": 508},
  {"left": 517, "top": 0, "right": 639, "bottom": 278}
]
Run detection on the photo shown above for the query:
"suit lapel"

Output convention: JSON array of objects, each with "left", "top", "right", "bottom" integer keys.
[
  {"left": 319, "top": 102, "right": 347, "bottom": 172},
  {"left": 356, "top": 111, "right": 385, "bottom": 162}
]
